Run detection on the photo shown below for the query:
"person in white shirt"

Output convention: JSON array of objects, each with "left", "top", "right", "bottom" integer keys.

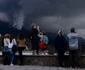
[
  {"left": 2, "top": 34, "right": 17, "bottom": 66},
  {"left": 2, "top": 34, "right": 10, "bottom": 65},
  {"left": 9, "top": 35, "right": 17, "bottom": 66},
  {"left": 3, "top": 34, "right": 10, "bottom": 52},
  {"left": 67, "top": 28, "right": 79, "bottom": 68}
]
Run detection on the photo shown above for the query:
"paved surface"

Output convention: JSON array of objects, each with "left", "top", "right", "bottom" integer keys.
[{"left": 0, "top": 65, "right": 84, "bottom": 70}]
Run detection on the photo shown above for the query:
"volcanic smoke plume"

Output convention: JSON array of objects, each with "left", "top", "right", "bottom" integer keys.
[
  {"left": 0, "top": 0, "right": 85, "bottom": 38},
  {"left": 13, "top": 10, "right": 25, "bottom": 30}
]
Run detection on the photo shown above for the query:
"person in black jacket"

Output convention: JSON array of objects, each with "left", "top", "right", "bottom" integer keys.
[
  {"left": 55, "top": 30, "right": 67, "bottom": 68},
  {"left": 30, "top": 23, "right": 40, "bottom": 55}
]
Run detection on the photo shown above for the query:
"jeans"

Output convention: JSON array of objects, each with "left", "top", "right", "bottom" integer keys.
[
  {"left": 69, "top": 50, "right": 79, "bottom": 67},
  {"left": 2, "top": 46, "right": 9, "bottom": 52},
  {"left": 9, "top": 48, "right": 15, "bottom": 64},
  {"left": 2, "top": 46, "right": 15, "bottom": 64}
]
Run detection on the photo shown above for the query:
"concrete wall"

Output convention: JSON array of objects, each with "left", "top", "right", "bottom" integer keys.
[{"left": 0, "top": 55, "right": 85, "bottom": 68}]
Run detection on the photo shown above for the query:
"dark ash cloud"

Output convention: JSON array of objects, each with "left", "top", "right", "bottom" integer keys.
[{"left": 0, "top": 0, "right": 85, "bottom": 38}]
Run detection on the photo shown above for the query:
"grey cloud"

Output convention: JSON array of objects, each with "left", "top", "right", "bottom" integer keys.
[{"left": 0, "top": 0, "right": 85, "bottom": 38}]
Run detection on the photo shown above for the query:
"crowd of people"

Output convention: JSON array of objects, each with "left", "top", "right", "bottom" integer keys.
[
  {"left": 30, "top": 23, "right": 79, "bottom": 68},
  {"left": 55, "top": 28, "right": 79, "bottom": 68},
  {"left": 30, "top": 23, "right": 49, "bottom": 55},
  {"left": 0, "top": 23, "right": 49, "bottom": 66},
  {"left": 0, "top": 23, "right": 80, "bottom": 68},
  {"left": 2, "top": 33, "right": 27, "bottom": 66}
]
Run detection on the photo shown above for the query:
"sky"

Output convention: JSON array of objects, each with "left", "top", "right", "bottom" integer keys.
[{"left": 0, "top": 0, "right": 85, "bottom": 38}]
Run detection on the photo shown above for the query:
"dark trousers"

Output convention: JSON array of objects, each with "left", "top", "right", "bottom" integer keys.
[
  {"left": 32, "top": 42, "right": 39, "bottom": 55},
  {"left": 33, "top": 46, "right": 39, "bottom": 55},
  {"left": 2, "top": 52, "right": 10, "bottom": 65},
  {"left": 36, "top": 46, "right": 39, "bottom": 54},
  {"left": 2, "top": 46, "right": 10, "bottom": 65},
  {"left": 69, "top": 50, "right": 79, "bottom": 67},
  {"left": 18, "top": 47, "right": 25, "bottom": 64},
  {"left": 57, "top": 51, "right": 65, "bottom": 67}
]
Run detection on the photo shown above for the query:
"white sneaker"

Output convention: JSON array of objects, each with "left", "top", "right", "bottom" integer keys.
[
  {"left": 75, "top": 67, "right": 77, "bottom": 70},
  {"left": 34, "top": 53, "right": 37, "bottom": 55},
  {"left": 58, "top": 67, "right": 65, "bottom": 70},
  {"left": 45, "top": 53, "right": 49, "bottom": 55},
  {"left": 10, "top": 63, "right": 14, "bottom": 66},
  {"left": 54, "top": 53, "right": 57, "bottom": 55},
  {"left": 41, "top": 53, "right": 44, "bottom": 55},
  {"left": 68, "top": 67, "right": 74, "bottom": 70}
]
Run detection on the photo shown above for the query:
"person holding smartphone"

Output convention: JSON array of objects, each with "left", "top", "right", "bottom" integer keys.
[{"left": 67, "top": 28, "right": 79, "bottom": 68}]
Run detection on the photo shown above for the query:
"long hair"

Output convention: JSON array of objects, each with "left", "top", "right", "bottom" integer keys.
[
  {"left": 4, "top": 34, "right": 10, "bottom": 38},
  {"left": 18, "top": 33, "right": 25, "bottom": 40},
  {"left": 10, "top": 34, "right": 15, "bottom": 43}
]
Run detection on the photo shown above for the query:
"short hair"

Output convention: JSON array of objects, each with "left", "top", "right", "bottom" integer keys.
[
  {"left": 70, "top": 27, "right": 75, "bottom": 32},
  {"left": 58, "top": 30, "right": 62, "bottom": 35},
  {"left": 31, "top": 23, "right": 36, "bottom": 28}
]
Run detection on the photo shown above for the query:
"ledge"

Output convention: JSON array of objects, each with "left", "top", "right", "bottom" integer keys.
[
  {"left": 0, "top": 51, "right": 70, "bottom": 56},
  {"left": 0, "top": 51, "right": 85, "bottom": 67},
  {"left": 0, "top": 51, "right": 84, "bottom": 56}
]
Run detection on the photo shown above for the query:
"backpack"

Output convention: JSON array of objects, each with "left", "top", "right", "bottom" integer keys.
[{"left": 42, "top": 35, "right": 49, "bottom": 44}]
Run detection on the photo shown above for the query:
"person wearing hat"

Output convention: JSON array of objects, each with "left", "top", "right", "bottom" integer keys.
[{"left": 55, "top": 30, "right": 67, "bottom": 68}]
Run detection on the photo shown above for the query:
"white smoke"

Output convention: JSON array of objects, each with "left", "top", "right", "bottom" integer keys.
[{"left": 13, "top": 10, "right": 25, "bottom": 30}]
